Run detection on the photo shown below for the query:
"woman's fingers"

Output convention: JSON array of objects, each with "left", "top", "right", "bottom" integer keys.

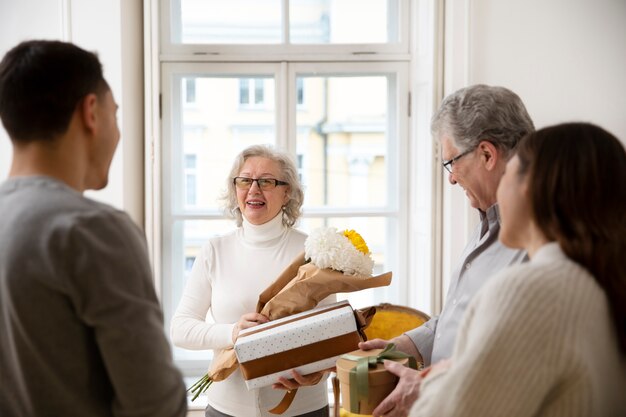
[{"left": 232, "top": 313, "right": 270, "bottom": 342}]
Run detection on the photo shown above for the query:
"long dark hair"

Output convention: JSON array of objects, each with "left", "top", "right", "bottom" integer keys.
[{"left": 516, "top": 122, "right": 626, "bottom": 353}]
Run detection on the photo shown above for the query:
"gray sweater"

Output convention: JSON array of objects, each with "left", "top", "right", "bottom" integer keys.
[{"left": 0, "top": 176, "right": 186, "bottom": 417}]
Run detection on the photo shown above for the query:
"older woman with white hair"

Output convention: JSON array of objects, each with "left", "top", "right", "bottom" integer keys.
[{"left": 171, "top": 145, "right": 332, "bottom": 417}]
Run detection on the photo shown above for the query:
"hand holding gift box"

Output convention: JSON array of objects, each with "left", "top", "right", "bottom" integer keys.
[
  {"left": 189, "top": 228, "right": 392, "bottom": 406},
  {"left": 235, "top": 300, "right": 362, "bottom": 390},
  {"left": 335, "top": 344, "right": 418, "bottom": 416}
]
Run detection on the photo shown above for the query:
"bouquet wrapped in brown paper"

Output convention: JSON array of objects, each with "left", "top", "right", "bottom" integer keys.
[{"left": 189, "top": 227, "right": 392, "bottom": 401}]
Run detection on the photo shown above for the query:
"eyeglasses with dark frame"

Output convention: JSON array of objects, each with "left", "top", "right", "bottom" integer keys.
[
  {"left": 442, "top": 147, "right": 476, "bottom": 173},
  {"left": 233, "top": 177, "right": 289, "bottom": 190}
]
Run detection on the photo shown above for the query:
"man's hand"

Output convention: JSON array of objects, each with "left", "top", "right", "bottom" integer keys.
[
  {"left": 359, "top": 335, "right": 423, "bottom": 364},
  {"left": 232, "top": 312, "right": 269, "bottom": 343},
  {"left": 272, "top": 369, "right": 325, "bottom": 391},
  {"left": 371, "top": 360, "right": 423, "bottom": 417},
  {"left": 358, "top": 338, "right": 390, "bottom": 350}
]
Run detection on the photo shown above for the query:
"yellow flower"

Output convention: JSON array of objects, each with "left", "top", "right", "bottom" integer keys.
[{"left": 342, "top": 230, "right": 370, "bottom": 254}]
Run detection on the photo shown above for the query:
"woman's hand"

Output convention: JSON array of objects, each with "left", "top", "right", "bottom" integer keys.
[
  {"left": 232, "top": 312, "right": 269, "bottom": 343},
  {"left": 272, "top": 369, "right": 326, "bottom": 391}
]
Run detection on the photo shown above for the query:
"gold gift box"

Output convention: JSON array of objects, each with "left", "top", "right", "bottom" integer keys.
[{"left": 336, "top": 348, "right": 412, "bottom": 415}]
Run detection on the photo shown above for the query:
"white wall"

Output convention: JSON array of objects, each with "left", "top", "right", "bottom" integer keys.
[
  {"left": 0, "top": 0, "right": 144, "bottom": 226},
  {"left": 440, "top": 0, "right": 626, "bottom": 298},
  {"left": 469, "top": 0, "right": 626, "bottom": 139}
]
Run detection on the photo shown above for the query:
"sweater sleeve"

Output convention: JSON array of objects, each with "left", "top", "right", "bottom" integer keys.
[
  {"left": 410, "top": 266, "right": 567, "bottom": 417},
  {"left": 170, "top": 241, "right": 235, "bottom": 350},
  {"left": 68, "top": 210, "right": 187, "bottom": 417}
]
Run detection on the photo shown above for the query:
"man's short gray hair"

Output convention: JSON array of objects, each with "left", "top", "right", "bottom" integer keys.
[
  {"left": 431, "top": 84, "right": 534, "bottom": 157},
  {"left": 221, "top": 144, "right": 304, "bottom": 227}
]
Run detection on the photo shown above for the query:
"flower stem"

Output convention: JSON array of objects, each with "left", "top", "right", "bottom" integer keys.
[{"left": 188, "top": 373, "right": 213, "bottom": 401}]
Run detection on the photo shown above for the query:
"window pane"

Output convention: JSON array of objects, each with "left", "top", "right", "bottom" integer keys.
[
  {"left": 298, "top": 216, "right": 399, "bottom": 308},
  {"left": 239, "top": 79, "right": 249, "bottom": 104},
  {"left": 254, "top": 79, "right": 264, "bottom": 104},
  {"left": 290, "top": 0, "right": 398, "bottom": 44},
  {"left": 168, "top": 219, "right": 236, "bottom": 365},
  {"left": 185, "top": 78, "right": 196, "bottom": 103},
  {"left": 296, "top": 77, "right": 305, "bottom": 105},
  {"left": 178, "top": 0, "right": 282, "bottom": 44},
  {"left": 185, "top": 174, "right": 196, "bottom": 206},
  {"left": 176, "top": 75, "right": 276, "bottom": 212},
  {"left": 296, "top": 75, "right": 389, "bottom": 208},
  {"left": 184, "top": 154, "right": 197, "bottom": 169}
]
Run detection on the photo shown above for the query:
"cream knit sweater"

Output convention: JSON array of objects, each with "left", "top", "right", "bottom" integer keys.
[{"left": 410, "top": 243, "right": 626, "bottom": 417}]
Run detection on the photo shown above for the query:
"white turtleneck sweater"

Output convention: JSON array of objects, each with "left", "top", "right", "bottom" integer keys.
[
  {"left": 410, "top": 243, "right": 626, "bottom": 417},
  {"left": 170, "top": 213, "right": 329, "bottom": 416}
]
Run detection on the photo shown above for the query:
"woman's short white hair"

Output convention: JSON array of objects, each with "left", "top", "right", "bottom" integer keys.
[{"left": 221, "top": 144, "right": 304, "bottom": 227}]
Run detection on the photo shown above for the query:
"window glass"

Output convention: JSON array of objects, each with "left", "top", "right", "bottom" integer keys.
[
  {"left": 290, "top": 0, "right": 397, "bottom": 44},
  {"left": 171, "top": 0, "right": 399, "bottom": 45},
  {"left": 178, "top": 0, "right": 282, "bottom": 44},
  {"left": 164, "top": 65, "right": 406, "bottom": 378},
  {"left": 168, "top": 219, "right": 235, "bottom": 366},
  {"left": 296, "top": 75, "right": 389, "bottom": 208},
  {"left": 175, "top": 75, "right": 276, "bottom": 213}
]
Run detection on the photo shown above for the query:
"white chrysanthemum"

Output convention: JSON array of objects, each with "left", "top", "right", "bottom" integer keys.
[{"left": 304, "top": 226, "right": 374, "bottom": 276}]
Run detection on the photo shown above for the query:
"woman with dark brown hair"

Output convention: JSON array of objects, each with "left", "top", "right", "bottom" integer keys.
[
  {"left": 397, "top": 122, "right": 626, "bottom": 417},
  {"left": 513, "top": 122, "right": 626, "bottom": 355}
]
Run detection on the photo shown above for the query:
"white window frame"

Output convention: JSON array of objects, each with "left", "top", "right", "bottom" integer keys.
[
  {"left": 160, "top": 0, "right": 411, "bottom": 59},
  {"left": 145, "top": 0, "right": 442, "bottom": 381},
  {"left": 287, "top": 61, "right": 411, "bottom": 304},
  {"left": 161, "top": 63, "right": 283, "bottom": 347}
]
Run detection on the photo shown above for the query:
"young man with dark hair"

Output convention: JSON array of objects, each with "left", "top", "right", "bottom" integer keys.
[{"left": 0, "top": 40, "right": 187, "bottom": 417}]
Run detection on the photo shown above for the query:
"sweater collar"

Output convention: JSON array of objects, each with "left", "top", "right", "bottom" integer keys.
[
  {"left": 241, "top": 211, "right": 285, "bottom": 243},
  {"left": 531, "top": 242, "right": 566, "bottom": 264}
]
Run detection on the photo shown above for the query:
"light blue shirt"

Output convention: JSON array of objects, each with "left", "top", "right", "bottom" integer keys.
[{"left": 406, "top": 204, "right": 527, "bottom": 365}]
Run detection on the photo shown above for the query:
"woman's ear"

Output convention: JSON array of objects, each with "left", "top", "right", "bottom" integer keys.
[
  {"left": 520, "top": 172, "right": 531, "bottom": 198},
  {"left": 282, "top": 187, "right": 291, "bottom": 205}
]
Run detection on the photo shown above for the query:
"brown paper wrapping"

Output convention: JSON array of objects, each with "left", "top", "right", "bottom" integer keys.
[{"left": 207, "top": 252, "right": 392, "bottom": 382}]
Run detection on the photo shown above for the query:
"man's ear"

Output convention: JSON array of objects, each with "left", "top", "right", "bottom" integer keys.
[
  {"left": 79, "top": 93, "right": 99, "bottom": 135},
  {"left": 478, "top": 140, "right": 499, "bottom": 171}
]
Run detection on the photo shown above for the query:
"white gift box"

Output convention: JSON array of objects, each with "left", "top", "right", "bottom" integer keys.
[{"left": 234, "top": 300, "right": 361, "bottom": 390}]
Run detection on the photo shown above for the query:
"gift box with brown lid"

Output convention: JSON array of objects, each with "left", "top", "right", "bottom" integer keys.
[{"left": 336, "top": 344, "right": 417, "bottom": 415}]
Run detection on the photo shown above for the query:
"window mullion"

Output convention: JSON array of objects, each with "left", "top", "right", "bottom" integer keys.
[
  {"left": 282, "top": 0, "right": 289, "bottom": 45},
  {"left": 277, "top": 62, "right": 289, "bottom": 152}
]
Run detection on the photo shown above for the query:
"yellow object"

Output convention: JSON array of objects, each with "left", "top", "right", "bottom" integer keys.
[
  {"left": 342, "top": 230, "right": 370, "bottom": 254},
  {"left": 363, "top": 303, "right": 430, "bottom": 341},
  {"left": 338, "top": 303, "right": 430, "bottom": 417}
]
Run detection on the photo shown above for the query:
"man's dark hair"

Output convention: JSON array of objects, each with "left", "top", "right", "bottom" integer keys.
[{"left": 0, "top": 40, "right": 108, "bottom": 142}]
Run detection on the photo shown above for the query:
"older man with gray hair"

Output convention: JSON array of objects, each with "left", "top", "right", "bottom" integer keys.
[{"left": 360, "top": 84, "right": 534, "bottom": 417}]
